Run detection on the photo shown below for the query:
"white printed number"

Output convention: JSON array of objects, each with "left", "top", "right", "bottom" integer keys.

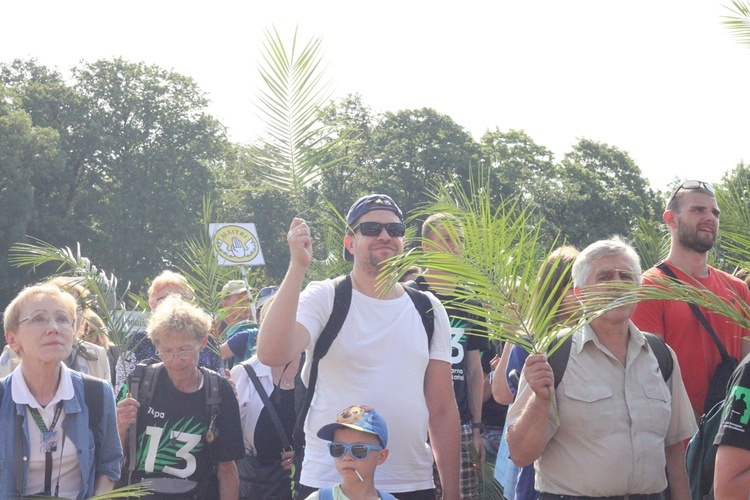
[
  {"left": 144, "top": 426, "right": 201, "bottom": 478},
  {"left": 450, "top": 328, "right": 464, "bottom": 364}
]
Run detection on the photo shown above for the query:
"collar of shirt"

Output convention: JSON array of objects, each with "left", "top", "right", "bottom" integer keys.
[
  {"left": 576, "top": 320, "right": 647, "bottom": 353},
  {"left": 11, "top": 363, "right": 75, "bottom": 409}
]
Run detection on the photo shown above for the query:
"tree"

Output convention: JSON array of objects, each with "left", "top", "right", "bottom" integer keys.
[
  {"left": 479, "top": 128, "right": 556, "bottom": 204},
  {"left": 543, "top": 138, "right": 660, "bottom": 248},
  {"left": 368, "top": 107, "right": 481, "bottom": 217},
  {"left": 71, "top": 58, "right": 229, "bottom": 292},
  {"left": 0, "top": 60, "right": 101, "bottom": 258},
  {"left": 0, "top": 89, "right": 61, "bottom": 305}
]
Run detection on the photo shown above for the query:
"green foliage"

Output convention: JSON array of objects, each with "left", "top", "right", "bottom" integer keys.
[
  {"left": 8, "top": 239, "right": 141, "bottom": 349},
  {"left": 174, "top": 198, "right": 242, "bottom": 320},
  {"left": 252, "top": 26, "right": 347, "bottom": 211},
  {"left": 381, "top": 168, "right": 583, "bottom": 356},
  {"left": 368, "top": 107, "right": 480, "bottom": 217},
  {"left": 630, "top": 216, "right": 669, "bottom": 270},
  {"left": 715, "top": 163, "right": 750, "bottom": 272},
  {"left": 723, "top": 0, "right": 750, "bottom": 48}
]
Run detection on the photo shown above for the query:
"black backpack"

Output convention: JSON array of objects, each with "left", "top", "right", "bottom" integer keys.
[
  {"left": 686, "top": 398, "right": 725, "bottom": 500},
  {"left": 124, "top": 360, "right": 223, "bottom": 484},
  {"left": 291, "top": 275, "right": 434, "bottom": 493}
]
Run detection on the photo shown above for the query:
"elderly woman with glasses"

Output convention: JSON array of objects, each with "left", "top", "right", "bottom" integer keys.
[
  {"left": 0, "top": 284, "right": 122, "bottom": 499},
  {"left": 116, "top": 296, "right": 244, "bottom": 499}
]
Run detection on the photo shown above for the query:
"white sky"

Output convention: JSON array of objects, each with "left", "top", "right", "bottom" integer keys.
[{"left": 3, "top": 1, "right": 750, "bottom": 192}]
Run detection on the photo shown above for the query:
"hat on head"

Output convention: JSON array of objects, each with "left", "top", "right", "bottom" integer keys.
[
  {"left": 255, "top": 285, "right": 279, "bottom": 311},
  {"left": 343, "top": 194, "right": 403, "bottom": 261},
  {"left": 316, "top": 405, "right": 388, "bottom": 447},
  {"left": 222, "top": 280, "right": 248, "bottom": 297}
]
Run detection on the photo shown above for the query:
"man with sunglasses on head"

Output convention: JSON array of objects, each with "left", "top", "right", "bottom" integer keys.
[
  {"left": 257, "top": 194, "right": 460, "bottom": 500},
  {"left": 632, "top": 180, "right": 750, "bottom": 420}
]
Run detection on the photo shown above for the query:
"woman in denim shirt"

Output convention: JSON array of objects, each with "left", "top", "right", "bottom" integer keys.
[{"left": 0, "top": 284, "right": 123, "bottom": 499}]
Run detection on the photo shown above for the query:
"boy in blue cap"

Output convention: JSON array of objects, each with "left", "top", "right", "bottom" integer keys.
[{"left": 308, "top": 405, "right": 395, "bottom": 500}]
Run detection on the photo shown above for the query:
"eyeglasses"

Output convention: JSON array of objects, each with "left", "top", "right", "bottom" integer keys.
[
  {"left": 667, "top": 180, "right": 715, "bottom": 206},
  {"left": 352, "top": 222, "right": 406, "bottom": 238},
  {"left": 19, "top": 313, "right": 74, "bottom": 330},
  {"left": 157, "top": 346, "right": 200, "bottom": 361},
  {"left": 328, "top": 442, "right": 383, "bottom": 460}
]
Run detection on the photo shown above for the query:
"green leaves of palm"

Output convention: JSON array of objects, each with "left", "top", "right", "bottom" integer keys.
[
  {"left": 253, "top": 26, "right": 345, "bottom": 209},
  {"left": 723, "top": 0, "right": 750, "bottom": 47},
  {"left": 8, "top": 238, "right": 138, "bottom": 348},
  {"left": 381, "top": 169, "right": 583, "bottom": 356}
]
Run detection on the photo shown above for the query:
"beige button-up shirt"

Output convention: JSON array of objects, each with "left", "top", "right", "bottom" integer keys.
[{"left": 507, "top": 322, "right": 697, "bottom": 496}]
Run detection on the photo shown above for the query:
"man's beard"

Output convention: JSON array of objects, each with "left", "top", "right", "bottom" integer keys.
[{"left": 677, "top": 221, "right": 716, "bottom": 253}]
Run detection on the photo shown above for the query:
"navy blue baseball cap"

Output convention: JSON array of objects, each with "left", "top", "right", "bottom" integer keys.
[{"left": 343, "top": 194, "right": 403, "bottom": 261}]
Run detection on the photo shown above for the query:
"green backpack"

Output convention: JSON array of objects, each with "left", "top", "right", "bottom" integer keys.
[{"left": 686, "top": 399, "right": 726, "bottom": 500}]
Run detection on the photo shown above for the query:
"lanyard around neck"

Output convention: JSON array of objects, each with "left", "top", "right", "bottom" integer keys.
[{"left": 29, "top": 402, "right": 64, "bottom": 496}]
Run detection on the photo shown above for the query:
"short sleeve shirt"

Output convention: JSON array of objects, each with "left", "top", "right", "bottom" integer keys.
[{"left": 507, "top": 322, "right": 697, "bottom": 496}]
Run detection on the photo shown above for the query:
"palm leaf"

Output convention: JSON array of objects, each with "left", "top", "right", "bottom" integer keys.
[
  {"left": 380, "top": 167, "right": 585, "bottom": 356},
  {"left": 8, "top": 238, "right": 143, "bottom": 352},
  {"left": 723, "top": 0, "right": 750, "bottom": 48},
  {"left": 253, "top": 26, "right": 349, "bottom": 210},
  {"left": 19, "top": 483, "right": 152, "bottom": 499},
  {"left": 716, "top": 174, "right": 750, "bottom": 271}
]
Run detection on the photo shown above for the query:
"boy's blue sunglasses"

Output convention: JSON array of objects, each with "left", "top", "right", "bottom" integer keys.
[{"left": 328, "top": 442, "right": 383, "bottom": 460}]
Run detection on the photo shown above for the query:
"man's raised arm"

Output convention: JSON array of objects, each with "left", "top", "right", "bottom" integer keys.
[{"left": 257, "top": 218, "right": 313, "bottom": 366}]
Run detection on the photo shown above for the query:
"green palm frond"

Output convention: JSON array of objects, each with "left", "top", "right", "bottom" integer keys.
[
  {"left": 630, "top": 217, "right": 669, "bottom": 270},
  {"left": 381, "top": 168, "right": 584, "bottom": 356},
  {"left": 8, "top": 238, "right": 141, "bottom": 349},
  {"left": 174, "top": 197, "right": 242, "bottom": 320},
  {"left": 253, "top": 26, "right": 346, "bottom": 208},
  {"left": 716, "top": 175, "right": 750, "bottom": 271},
  {"left": 723, "top": 0, "right": 750, "bottom": 48},
  {"left": 19, "top": 483, "right": 152, "bottom": 499}
]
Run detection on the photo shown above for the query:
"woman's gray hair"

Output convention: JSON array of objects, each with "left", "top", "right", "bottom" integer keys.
[{"left": 572, "top": 236, "right": 642, "bottom": 288}]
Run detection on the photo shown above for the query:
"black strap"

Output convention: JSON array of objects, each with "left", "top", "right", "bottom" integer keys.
[
  {"left": 656, "top": 262, "right": 733, "bottom": 361},
  {"left": 127, "top": 361, "right": 163, "bottom": 476},
  {"left": 242, "top": 362, "right": 291, "bottom": 450},
  {"left": 402, "top": 278, "right": 435, "bottom": 341},
  {"left": 293, "top": 275, "right": 351, "bottom": 449}
]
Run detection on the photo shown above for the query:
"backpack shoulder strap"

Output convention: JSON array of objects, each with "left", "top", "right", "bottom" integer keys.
[
  {"left": 133, "top": 360, "right": 162, "bottom": 406},
  {"left": 80, "top": 373, "right": 104, "bottom": 430},
  {"left": 644, "top": 332, "right": 673, "bottom": 383},
  {"left": 127, "top": 361, "right": 162, "bottom": 476},
  {"left": 317, "top": 487, "right": 334, "bottom": 500},
  {"left": 313, "top": 275, "right": 352, "bottom": 360},
  {"left": 201, "top": 367, "right": 222, "bottom": 411},
  {"left": 402, "top": 284, "right": 435, "bottom": 343},
  {"left": 548, "top": 333, "right": 573, "bottom": 390},
  {"left": 294, "top": 275, "right": 352, "bottom": 449}
]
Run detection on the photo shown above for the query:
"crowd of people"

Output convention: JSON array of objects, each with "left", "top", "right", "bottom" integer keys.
[{"left": 0, "top": 181, "right": 749, "bottom": 499}]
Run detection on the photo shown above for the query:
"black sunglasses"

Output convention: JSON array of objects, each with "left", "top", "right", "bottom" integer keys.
[
  {"left": 667, "top": 180, "right": 715, "bottom": 206},
  {"left": 328, "top": 442, "right": 383, "bottom": 460},
  {"left": 352, "top": 221, "right": 406, "bottom": 238}
]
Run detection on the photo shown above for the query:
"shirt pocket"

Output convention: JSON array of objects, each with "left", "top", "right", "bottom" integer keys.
[
  {"left": 562, "top": 383, "right": 615, "bottom": 437},
  {"left": 638, "top": 382, "right": 671, "bottom": 434}
]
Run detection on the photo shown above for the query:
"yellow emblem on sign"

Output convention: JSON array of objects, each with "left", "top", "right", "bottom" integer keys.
[{"left": 213, "top": 224, "right": 260, "bottom": 264}]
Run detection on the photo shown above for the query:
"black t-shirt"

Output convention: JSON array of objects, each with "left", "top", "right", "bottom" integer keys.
[
  {"left": 254, "top": 386, "right": 296, "bottom": 462},
  {"left": 133, "top": 368, "right": 245, "bottom": 497},
  {"left": 715, "top": 355, "right": 750, "bottom": 450},
  {"left": 481, "top": 340, "right": 508, "bottom": 428},
  {"left": 413, "top": 276, "right": 490, "bottom": 424}
]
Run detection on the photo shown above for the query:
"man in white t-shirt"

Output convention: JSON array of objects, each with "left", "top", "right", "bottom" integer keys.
[{"left": 257, "top": 194, "right": 460, "bottom": 500}]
